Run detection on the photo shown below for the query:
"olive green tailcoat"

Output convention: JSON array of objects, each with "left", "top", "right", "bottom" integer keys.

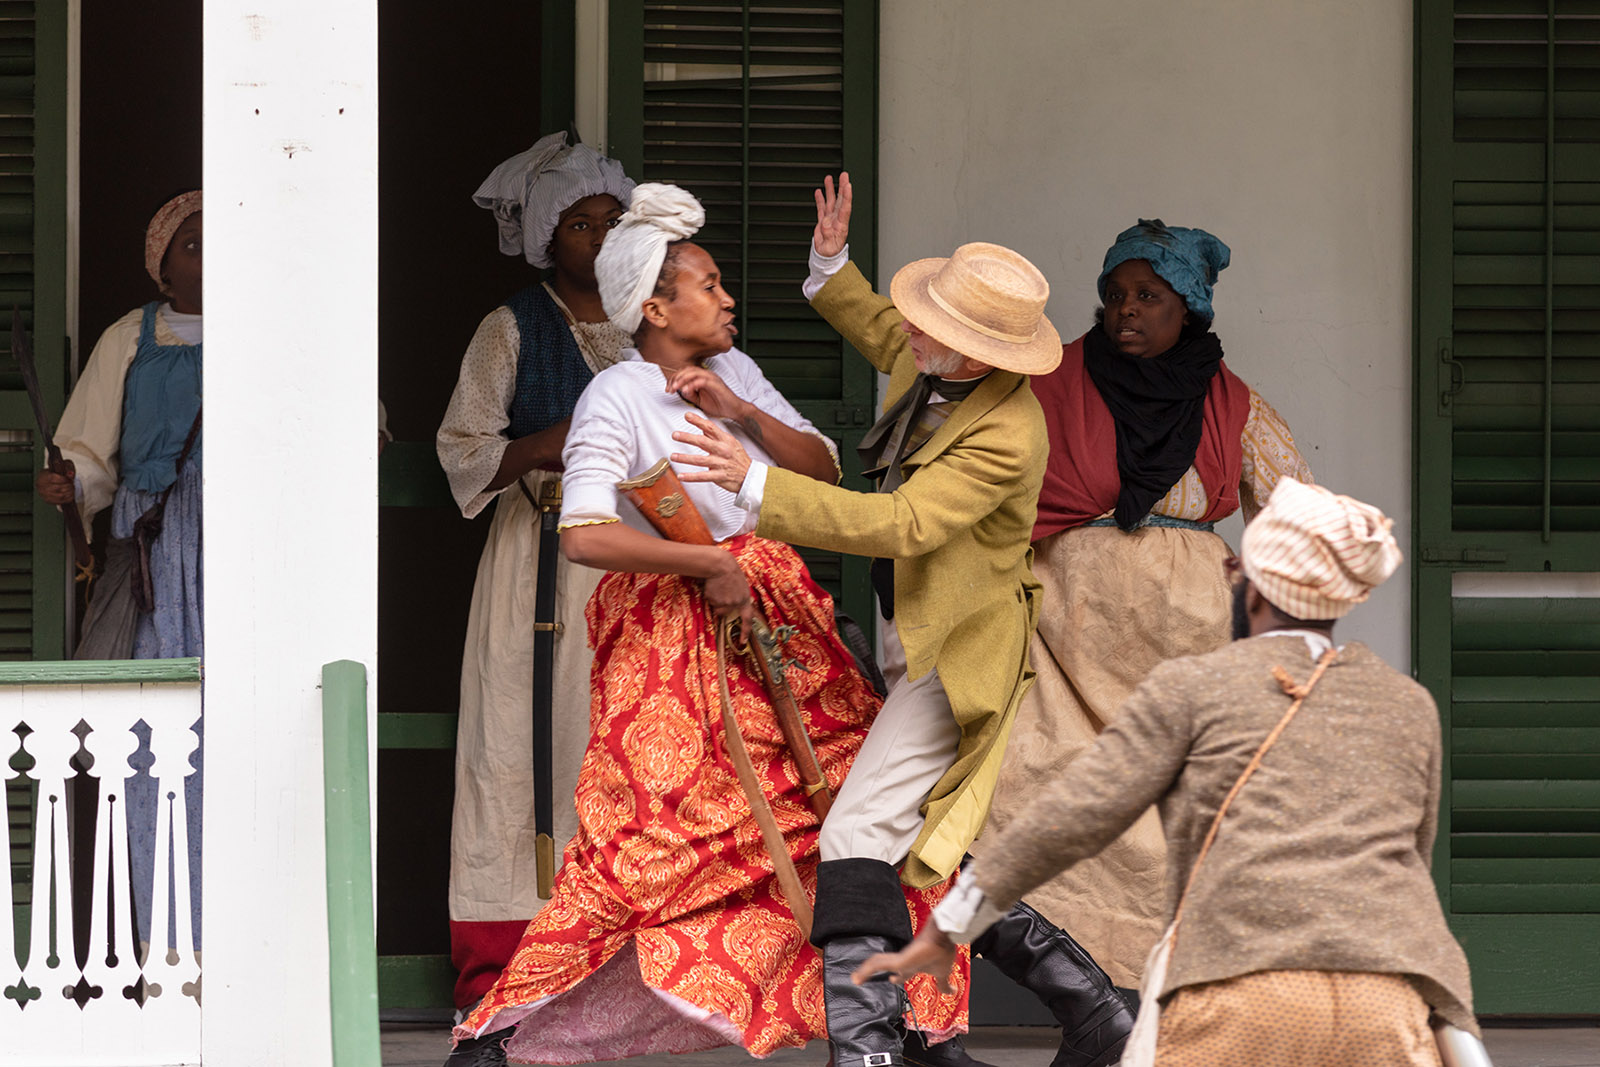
[{"left": 756, "top": 261, "right": 1046, "bottom": 886}]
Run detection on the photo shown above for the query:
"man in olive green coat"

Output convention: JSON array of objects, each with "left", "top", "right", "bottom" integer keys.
[{"left": 676, "top": 174, "right": 1133, "bottom": 1067}]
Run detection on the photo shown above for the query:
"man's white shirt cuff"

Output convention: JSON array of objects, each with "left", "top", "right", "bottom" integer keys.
[
  {"left": 931, "top": 867, "right": 1008, "bottom": 944},
  {"left": 802, "top": 242, "right": 850, "bottom": 301},
  {"left": 735, "top": 461, "right": 769, "bottom": 514}
]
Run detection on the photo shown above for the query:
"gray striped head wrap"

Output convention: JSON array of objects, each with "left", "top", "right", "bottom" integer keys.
[{"left": 473, "top": 132, "right": 634, "bottom": 268}]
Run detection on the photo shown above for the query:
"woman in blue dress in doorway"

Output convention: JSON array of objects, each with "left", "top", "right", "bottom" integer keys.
[
  {"left": 42, "top": 189, "right": 204, "bottom": 659},
  {"left": 37, "top": 189, "right": 204, "bottom": 961}
]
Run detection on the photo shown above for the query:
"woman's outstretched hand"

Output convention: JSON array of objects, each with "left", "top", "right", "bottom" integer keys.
[
  {"left": 851, "top": 923, "right": 960, "bottom": 996},
  {"left": 813, "top": 172, "right": 852, "bottom": 258},
  {"left": 674, "top": 412, "right": 753, "bottom": 494}
]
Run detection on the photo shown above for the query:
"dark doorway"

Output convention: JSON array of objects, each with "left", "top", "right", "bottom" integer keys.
[{"left": 375, "top": 0, "right": 565, "bottom": 1011}]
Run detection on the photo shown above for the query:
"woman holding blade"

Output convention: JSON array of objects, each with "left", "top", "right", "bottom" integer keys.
[
  {"left": 34, "top": 191, "right": 203, "bottom": 969},
  {"left": 450, "top": 184, "right": 970, "bottom": 1065},
  {"left": 41, "top": 190, "right": 204, "bottom": 661}
]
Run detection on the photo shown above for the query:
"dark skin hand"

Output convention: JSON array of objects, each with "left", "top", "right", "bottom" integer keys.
[
  {"left": 852, "top": 922, "right": 959, "bottom": 994},
  {"left": 35, "top": 461, "right": 76, "bottom": 505},
  {"left": 668, "top": 366, "right": 837, "bottom": 489},
  {"left": 485, "top": 194, "right": 624, "bottom": 492}
]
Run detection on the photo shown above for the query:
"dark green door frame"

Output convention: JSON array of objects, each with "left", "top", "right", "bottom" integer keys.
[{"left": 1413, "top": 0, "right": 1600, "bottom": 1015}]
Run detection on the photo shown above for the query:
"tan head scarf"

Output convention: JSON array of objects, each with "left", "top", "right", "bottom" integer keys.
[
  {"left": 1240, "top": 478, "right": 1402, "bottom": 620},
  {"left": 145, "top": 191, "right": 202, "bottom": 291}
]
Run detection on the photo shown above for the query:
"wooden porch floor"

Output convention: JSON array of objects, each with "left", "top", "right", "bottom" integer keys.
[{"left": 381, "top": 1022, "right": 1600, "bottom": 1067}]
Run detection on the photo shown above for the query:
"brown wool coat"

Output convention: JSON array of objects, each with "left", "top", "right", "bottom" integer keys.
[
  {"left": 758, "top": 261, "right": 1047, "bottom": 887},
  {"left": 973, "top": 634, "right": 1478, "bottom": 1034}
]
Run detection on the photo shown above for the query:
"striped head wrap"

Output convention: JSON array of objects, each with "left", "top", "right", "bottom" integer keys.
[
  {"left": 473, "top": 132, "right": 634, "bottom": 268},
  {"left": 1241, "top": 478, "right": 1402, "bottom": 620},
  {"left": 145, "top": 190, "right": 202, "bottom": 291}
]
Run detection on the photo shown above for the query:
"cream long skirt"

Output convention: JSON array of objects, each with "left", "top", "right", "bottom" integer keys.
[
  {"left": 448, "top": 476, "right": 604, "bottom": 924},
  {"left": 976, "top": 524, "right": 1233, "bottom": 987}
]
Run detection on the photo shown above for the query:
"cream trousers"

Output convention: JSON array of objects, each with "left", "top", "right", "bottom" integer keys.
[{"left": 819, "top": 618, "right": 963, "bottom": 864}]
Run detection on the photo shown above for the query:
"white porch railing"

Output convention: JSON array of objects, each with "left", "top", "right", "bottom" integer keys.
[{"left": 1, "top": 660, "right": 203, "bottom": 1067}]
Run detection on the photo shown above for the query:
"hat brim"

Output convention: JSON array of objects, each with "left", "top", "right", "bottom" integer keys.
[{"left": 889, "top": 257, "right": 1063, "bottom": 375}]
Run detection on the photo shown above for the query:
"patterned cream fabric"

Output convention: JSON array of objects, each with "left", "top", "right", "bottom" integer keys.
[
  {"left": 436, "top": 283, "right": 629, "bottom": 519},
  {"left": 1150, "top": 389, "right": 1313, "bottom": 522},
  {"left": 1154, "top": 970, "right": 1441, "bottom": 1067}
]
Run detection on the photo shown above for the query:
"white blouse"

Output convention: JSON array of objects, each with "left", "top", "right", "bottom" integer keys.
[{"left": 560, "top": 347, "right": 837, "bottom": 542}]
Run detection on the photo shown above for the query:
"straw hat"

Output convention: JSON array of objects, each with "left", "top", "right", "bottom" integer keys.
[{"left": 889, "top": 242, "right": 1062, "bottom": 375}]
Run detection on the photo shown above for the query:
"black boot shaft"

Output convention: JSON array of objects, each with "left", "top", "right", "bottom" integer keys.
[
  {"left": 823, "top": 934, "right": 908, "bottom": 1067},
  {"left": 970, "top": 902, "right": 1133, "bottom": 1067}
]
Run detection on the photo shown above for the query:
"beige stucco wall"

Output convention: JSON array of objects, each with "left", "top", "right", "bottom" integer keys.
[{"left": 875, "top": 0, "right": 1414, "bottom": 668}]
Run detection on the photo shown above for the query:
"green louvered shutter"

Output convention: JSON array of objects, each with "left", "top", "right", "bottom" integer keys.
[
  {"left": 0, "top": 1, "right": 64, "bottom": 662},
  {"left": 607, "top": 0, "right": 879, "bottom": 624},
  {"left": 1415, "top": 0, "right": 1600, "bottom": 1013},
  {"left": 0, "top": 0, "right": 64, "bottom": 968}
]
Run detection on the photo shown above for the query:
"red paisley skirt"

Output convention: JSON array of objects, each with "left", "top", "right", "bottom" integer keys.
[{"left": 455, "top": 535, "right": 970, "bottom": 1062}]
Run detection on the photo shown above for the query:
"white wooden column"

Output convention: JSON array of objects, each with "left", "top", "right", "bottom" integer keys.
[{"left": 202, "top": 4, "right": 378, "bottom": 1065}]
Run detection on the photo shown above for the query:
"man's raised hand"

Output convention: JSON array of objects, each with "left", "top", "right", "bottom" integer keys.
[{"left": 812, "top": 172, "right": 852, "bottom": 258}]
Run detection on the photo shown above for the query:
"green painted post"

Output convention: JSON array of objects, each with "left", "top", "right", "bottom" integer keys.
[{"left": 324, "top": 659, "right": 381, "bottom": 1067}]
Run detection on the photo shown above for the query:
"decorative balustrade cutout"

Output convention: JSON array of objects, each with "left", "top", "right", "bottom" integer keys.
[{"left": 2, "top": 665, "right": 202, "bottom": 1067}]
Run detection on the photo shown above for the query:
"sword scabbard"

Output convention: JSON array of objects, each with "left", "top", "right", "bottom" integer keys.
[
  {"left": 526, "top": 474, "right": 563, "bottom": 903},
  {"left": 535, "top": 833, "right": 556, "bottom": 899}
]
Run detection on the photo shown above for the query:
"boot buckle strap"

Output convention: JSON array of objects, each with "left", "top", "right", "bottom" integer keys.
[{"left": 863, "top": 1055, "right": 896, "bottom": 1067}]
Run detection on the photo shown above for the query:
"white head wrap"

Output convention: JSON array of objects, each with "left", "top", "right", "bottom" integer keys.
[
  {"left": 1241, "top": 478, "right": 1403, "bottom": 621},
  {"left": 594, "top": 183, "right": 705, "bottom": 334},
  {"left": 472, "top": 132, "right": 634, "bottom": 268}
]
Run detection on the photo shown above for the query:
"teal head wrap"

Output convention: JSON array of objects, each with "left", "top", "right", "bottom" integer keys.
[{"left": 1097, "top": 219, "right": 1231, "bottom": 324}]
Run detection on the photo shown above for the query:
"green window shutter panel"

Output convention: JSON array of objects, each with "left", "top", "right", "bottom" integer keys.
[
  {"left": 0, "top": 0, "right": 66, "bottom": 969},
  {"left": 1416, "top": 0, "right": 1600, "bottom": 1013},
  {"left": 1433, "top": 3, "right": 1600, "bottom": 541},
  {"left": 0, "top": 0, "right": 65, "bottom": 664},
  {"left": 1449, "top": 596, "right": 1600, "bottom": 913},
  {"left": 609, "top": 1, "right": 879, "bottom": 626}
]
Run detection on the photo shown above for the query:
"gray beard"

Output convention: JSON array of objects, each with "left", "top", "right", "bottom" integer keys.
[{"left": 922, "top": 348, "right": 966, "bottom": 377}]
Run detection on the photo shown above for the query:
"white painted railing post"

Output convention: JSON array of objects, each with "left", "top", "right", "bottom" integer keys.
[{"left": 202, "top": 2, "right": 379, "bottom": 1066}]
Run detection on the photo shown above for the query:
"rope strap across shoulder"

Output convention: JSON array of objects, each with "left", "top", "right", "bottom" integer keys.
[
  {"left": 1172, "top": 647, "right": 1339, "bottom": 927},
  {"left": 1122, "top": 646, "right": 1339, "bottom": 1067}
]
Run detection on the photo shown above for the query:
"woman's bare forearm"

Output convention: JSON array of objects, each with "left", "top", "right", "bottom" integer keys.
[
  {"left": 561, "top": 521, "right": 728, "bottom": 577},
  {"left": 486, "top": 419, "right": 570, "bottom": 491},
  {"left": 739, "top": 406, "right": 838, "bottom": 483}
]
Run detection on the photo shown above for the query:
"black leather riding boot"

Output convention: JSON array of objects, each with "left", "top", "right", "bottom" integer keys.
[
  {"left": 823, "top": 934, "right": 908, "bottom": 1067},
  {"left": 814, "top": 859, "right": 918, "bottom": 1067},
  {"left": 970, "top": 901, "right": 1133, "bottom": 1067},
  {"left": 902, "top": 1030, "right": 998, "bottom": 1067}
]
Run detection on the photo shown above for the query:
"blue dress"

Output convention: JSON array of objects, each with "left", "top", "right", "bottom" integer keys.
[
  {"left": 111, "top": 302, "right": 202, "bottom": 659},
  {"left": 113, "top": 302, "right": 203, "bottom": 953}
]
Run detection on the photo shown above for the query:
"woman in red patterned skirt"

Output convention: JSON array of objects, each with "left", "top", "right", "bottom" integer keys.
[{"left": 448, "top": 185, "right": 970, "bottom": 1065}]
